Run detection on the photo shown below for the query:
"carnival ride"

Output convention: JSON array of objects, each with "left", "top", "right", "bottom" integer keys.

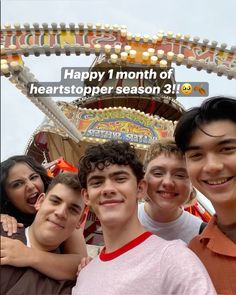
[{"left": 1, "top": 22, "right": 235, "bottom": 245}]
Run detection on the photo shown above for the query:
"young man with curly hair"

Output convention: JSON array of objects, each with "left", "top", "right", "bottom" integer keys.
[{"left": 72, "top": 140, "right": 216, "bottom": 295}]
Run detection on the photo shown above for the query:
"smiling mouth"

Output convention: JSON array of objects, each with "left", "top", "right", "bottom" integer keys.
[
  {"left": 203, "top": 177, "right": 233, "bottom": 185},
  {"left": 158, "top": 191, "right": 178, "bottom": 198},
  {"left": 100, "top": 200, "right": 124, "bottom": 206},
  {"left": 47, "top": 220, "right": 64, "bottom": 229}
]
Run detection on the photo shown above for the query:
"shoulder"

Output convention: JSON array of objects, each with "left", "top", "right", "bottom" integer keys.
[
  {"left": 137, "top": 202, "right": 145, "bottom": 220},
  {"left": 182, "top": 210, "right": 203, "bottom": 224},
  {"left": 160, "top": 238, "right": 200, "bottom": 262},
  {"left": 137, "top": 202, "right": 144, "bottom": 212},
  {"left": 146, "top": 235, "right": 188, "bottom": 256}
]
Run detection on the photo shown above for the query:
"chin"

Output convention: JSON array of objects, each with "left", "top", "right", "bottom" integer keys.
[{"left": 101, "top": 216, "right": 121, "bottom": 226}]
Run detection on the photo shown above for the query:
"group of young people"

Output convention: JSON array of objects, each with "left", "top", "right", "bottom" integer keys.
[{"left": 1, "top": 95, "right": 235, "bottom": 294}]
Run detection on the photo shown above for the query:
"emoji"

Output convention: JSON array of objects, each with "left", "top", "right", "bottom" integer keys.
[
  {"left": 194, "top": 83, "right": 206, "bottom": 96},
  {"left": 181, "top": 83, "right": 193, "bottom": 95}
]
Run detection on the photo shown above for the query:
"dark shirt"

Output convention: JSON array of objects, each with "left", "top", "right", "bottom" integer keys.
[{"left": 0, "top": 225, "right": 75, "bottom": 295}]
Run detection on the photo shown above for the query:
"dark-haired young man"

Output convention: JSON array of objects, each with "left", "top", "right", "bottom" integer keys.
[
  {"left": 174, "top": 96, "right": 236, "bottom": 294},
  {"left": 1, "top": 173, "right": 85, "bottom": 295},
  {"left": 72, "top": 140, "right": 216, "bottom": 295}
]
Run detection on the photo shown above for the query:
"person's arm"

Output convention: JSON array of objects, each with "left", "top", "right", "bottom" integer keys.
[
  {"left": 32, "top": 228, "right": 88, "bottom": 280},
  {"left": 1, "top": 229, "right": 88, "bottom": 280},
  {"left": 62, "top": 228, "right": 87, "bottom": 256}
]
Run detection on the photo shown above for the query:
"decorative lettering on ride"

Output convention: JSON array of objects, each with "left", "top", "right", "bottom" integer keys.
[
  {"left": 1, "top": 31, "right": 235, "bottom": 69},
  {"left": 78, "top": 108, "right": 172, "bottom": 144},
  {"left": 77, "top": 109, "right": 166, "bottom": 129},
  {"left": 85, "top": 129, "right": 159, "bottom": 145}
]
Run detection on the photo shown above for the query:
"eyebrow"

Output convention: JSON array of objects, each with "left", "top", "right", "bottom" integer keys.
[
  {"left": 87, "top": 170, "right": 130, "bottom": 183},
  {"left": 49, "top": 194, "right": 82, "bottom": 211},
  {"left": 7, "top": 172, "right": 38, "bottom": 185},
  {"left": 186, "top": 138, "right": 236, "bottom": 152},
  {"left": 149, "top": 166, "right": 187, "bottom": 173}
]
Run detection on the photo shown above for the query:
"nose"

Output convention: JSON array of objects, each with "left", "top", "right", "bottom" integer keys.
[
  {"left": 203, "top": 154, "right": 224, "bottom": 174},
  {"left": 54, "top": 204, "right": 67, "bottom": 219},
  {"left": 101, "top": 179, "right": 116, "bottom": 197},
  {"left": 162, "top": 173, "right": 175, "bottom": 189},
  {"left": 25, "top": 179, "right": 35, "bottom": 191}
]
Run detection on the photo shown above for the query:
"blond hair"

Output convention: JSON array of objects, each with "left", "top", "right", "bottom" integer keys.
[{"left": 144, "top": 138, "right": 184, "bottom": 170}]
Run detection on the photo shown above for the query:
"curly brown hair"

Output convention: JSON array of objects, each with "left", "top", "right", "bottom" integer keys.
[{"left": 78, "top": 140, "right": 144, "bottom": 188}]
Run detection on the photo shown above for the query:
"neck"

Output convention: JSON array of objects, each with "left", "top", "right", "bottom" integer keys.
[
  {"left": 28, "top": 224, "right": 55, "bottom": 252},
  {"left": 144, "top": 202, "right": 182, "bottom": 223},
  {"left": 214, "top": 204, "right": 236, "bottom": 226},
  {"left": 102, "top": 218, "right": 146, "bottom": 253}
]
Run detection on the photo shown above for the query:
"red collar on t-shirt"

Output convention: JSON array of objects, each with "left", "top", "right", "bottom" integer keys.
[{"left": 99, "top": 231, "right": 153, "bottom": 261}]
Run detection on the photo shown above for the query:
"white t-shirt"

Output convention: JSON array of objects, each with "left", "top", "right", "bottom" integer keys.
[
  {"left": 72, "top": 232, "right": 216, "bottom": 295},
  {"left": 138, "top": 202, "right": 202, "bottom": 243},
  {"left": 25, "top": 227, "right": 31, "bottom": 247}
]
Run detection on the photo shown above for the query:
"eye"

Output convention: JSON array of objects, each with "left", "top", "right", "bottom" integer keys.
[
  {"left": 49, "top": 198, "right": 60, "bottom": 205},
  {"left": 70, "top": 207, "right": 80, "bottom": 215},
  {"left": 221, "top": 146, "right": 236, "bottom": 153},
  {"left": 89, "top": 180, "right": 102, "bottom": 187},
  {"left": 11, "top": 181, "right": 23, "bottom": 188},
  {"left": 30, "top": 174, "right": 40, "bottom": 180},
  {"left": 152, "top": 171, "right": 163, "bottom": 177},
  {"left": 115, "top": 176, "right": 127, "bottom": 182},
  {"left": 186, "top": 152, "right": 203, "bottom": 161},
  {"left": 175, "top": 173, "right": 186, "bottom": 178}
]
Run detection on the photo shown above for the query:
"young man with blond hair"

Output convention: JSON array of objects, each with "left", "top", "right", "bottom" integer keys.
[{"left": 138, "top": 138, "right": 203, "bottom": 243}]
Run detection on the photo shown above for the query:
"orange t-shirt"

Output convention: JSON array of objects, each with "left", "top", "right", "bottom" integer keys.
[{"left": 189, "top": 216, "right": 236, "bottom": 295}]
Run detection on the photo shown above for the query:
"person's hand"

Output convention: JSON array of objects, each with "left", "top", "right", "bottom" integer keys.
[
  {"left": 0, "top": 236, "right": 32, "bottom": 267},
  {"left": 76, "top": 256, "right": 93, "bottom": 276},
  {"left": 0, "top": 214, "right": 23, "bottom": 236}
]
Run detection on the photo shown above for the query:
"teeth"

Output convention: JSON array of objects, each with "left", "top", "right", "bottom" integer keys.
[
  {"left": 29, "top": 192, "right": 38, "bottom": 198},
  {"left": 160, "top": 192, "right": 176, "bottom": 198},
  {"left": 206, "top": 178, "right": 228, "bottom": 185}
]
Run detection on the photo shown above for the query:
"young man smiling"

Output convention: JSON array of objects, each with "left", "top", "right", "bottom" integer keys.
[
  {"left": 72, "top": 140, "right": 216, "bottom": 295},
  {"left": 174, "top": 96, "right": 236, "bottom": 294},
  {"left": 138, "top": 138, "right": 203, "bottom": 244},
  {"left": 1, "top": 172, "right": 85, "bottom": 295}
]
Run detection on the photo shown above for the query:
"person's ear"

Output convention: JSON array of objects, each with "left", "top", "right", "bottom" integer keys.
[
  {"left": 81, "top": 188, "right": 90, "bottom": 207},
  {"left": 35, "top": 193, "right": 46, "bottom": 211},
  {"left": 76, "top": 209, "right": 87, "bottom": 229},
  {"left": 137, "top": 179, "right": 147, "bottom": 200}
]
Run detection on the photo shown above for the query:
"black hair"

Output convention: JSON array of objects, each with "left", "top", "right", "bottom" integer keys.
[
  {"left": 78, "top": 140, "right": 144, "bottom": 188},
  {"left": 0, "top": 155, "right": 52, "bottom": 226},
  {"left": 174, "top": 96, "right": 236, "bottom": 152}
]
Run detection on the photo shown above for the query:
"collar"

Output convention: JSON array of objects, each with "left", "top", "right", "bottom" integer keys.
[
  {"left": 199, "top": 215, "right": 236, "bottom": 257},
  {"left": 100, "top": 231, "right": 153, "bottom": 261}
]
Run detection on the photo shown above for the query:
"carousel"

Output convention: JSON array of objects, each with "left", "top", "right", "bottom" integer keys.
[{"left": 1, "top": 22, "right": 236, "bottom": 247}]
